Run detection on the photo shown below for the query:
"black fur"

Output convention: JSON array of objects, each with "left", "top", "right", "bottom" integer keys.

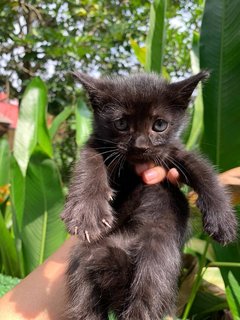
[{"left": 61, "top": 72, "right": 237, "bottom": 319}]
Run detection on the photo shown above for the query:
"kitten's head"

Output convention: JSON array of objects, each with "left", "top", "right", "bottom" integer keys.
[{"left": 74, "top": 71, "right": 208, "bottom": 164}]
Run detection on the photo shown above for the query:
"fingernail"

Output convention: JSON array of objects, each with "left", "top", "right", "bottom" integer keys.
[
  {"left": 170, "top": 168, "right": 179, "bottom": 178},
  {"left": 144, "top": 169, "right": 158, "bottom": 181}
]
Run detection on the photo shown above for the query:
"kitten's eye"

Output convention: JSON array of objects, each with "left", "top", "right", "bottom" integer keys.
[
  {"left": 152, "top": 119, "right": 168, "bottom": 132},
  {"left": 114, "top": 118, "right": 128, "bottom": 131}
]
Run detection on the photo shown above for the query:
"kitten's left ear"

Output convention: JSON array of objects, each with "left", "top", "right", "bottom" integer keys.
[
  {"left": 72, "top": 71, "right": 104, "bottom": 93},
  {"left": 170, "top": 71, "right": 209, "bottom": 108},
  {"left": 72, "top": 71, "right": 108, "bottom": 108}
]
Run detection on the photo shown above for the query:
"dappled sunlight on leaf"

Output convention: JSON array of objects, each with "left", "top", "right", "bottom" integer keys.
[
  {"left": 202, "top": 267, "right": 226, "bottom": 296},
  {"left": 185, "top": 238, "right": 215, "bottom": 262}
]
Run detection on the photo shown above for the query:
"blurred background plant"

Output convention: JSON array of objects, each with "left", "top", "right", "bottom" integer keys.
[{"left": 0, "top": 0, "right": 240, "bottom": 319}]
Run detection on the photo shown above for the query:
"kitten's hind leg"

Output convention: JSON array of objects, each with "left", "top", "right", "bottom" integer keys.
[
  {"left": 120, "top": 185, "right": 188, "bottom": 320},
  {"left": 121, "top": 228, "right": 181, "bottom": 320},
  {"left": 65, "top": 237, "right": 133, "bottom": 320},
  {"left": 65, "top": 243, "right": 109, "bottom": 320}
]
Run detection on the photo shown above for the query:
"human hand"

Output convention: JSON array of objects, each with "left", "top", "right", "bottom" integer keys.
[{"left": 135, "top": 163, "right": 179, "bottom": 185}]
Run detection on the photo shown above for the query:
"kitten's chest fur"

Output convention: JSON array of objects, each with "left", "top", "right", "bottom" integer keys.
[
  {"left": 108, "top": 162, "right": 141, "bottom": 211},
  {"left": 104, "top": 152, "right": 189, "bottom": 240}
]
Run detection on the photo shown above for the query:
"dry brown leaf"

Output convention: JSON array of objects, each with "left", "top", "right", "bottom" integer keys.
[{"left": 219, "top": 167, "right": 240, "bottom": 205}]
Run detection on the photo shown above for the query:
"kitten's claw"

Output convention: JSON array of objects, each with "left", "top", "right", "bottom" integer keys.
[
  {"left": 85, "top": 230, "right": 91, "bottom": 243},
  {"left": 102, "top": 219, "right": 112, "bottom": 228},
  {"left": 74, "top": 226, "right": 78, "bottom": 236},
  {"left": 108, "top": 191, "right": 114, "bottom": 202}
]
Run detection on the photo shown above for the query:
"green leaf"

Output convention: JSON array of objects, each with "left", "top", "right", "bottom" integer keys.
[
  {"left": 129, "top": 38, "right": 146, "bottom": 66},
  {"left": 226, "top": 272, "right": 240, "bottom": 319},
  {"left": 75, "top": 99, "right": 92, "bottom": 147},
  {"left": 49, "top": 106, "right": 73, "bottom": 139},
  {"left": 108, "top": 312, "right": 117, "bottom": 320},
  {"left": 13, "top": 77, "right": 53, "bottom": 176},
  {"left": 0, "top": 273, "right": 20, "bottom": 297},
  {"left": 0, "top": 139, "right": 10, "bottom": 186},
  {"left": 145, "top": 0, "right": 166, "bottom": 73},
  {"left": 10, "top": 157, "right": 25, "bottom": 232},
  {"left": 200, "top": 0, "right": 240, "bottom": 171},
  {"left": 186, "top": 32, "right": 204, "bottom": 150},
  {"left": 189, "top": 291, "right": 228, "bottom": 319},
  {"left": 199, "top": 0, "right": 240, "bottom": 285},
  {"left": 9, "top": 157, "right": 26, "bottom": 277},
  {"left": 0, "top": 213, "right": 20, "bottom": 277},
  {"left": 21, "top": 150, "right": 66, "bottom": 274}
]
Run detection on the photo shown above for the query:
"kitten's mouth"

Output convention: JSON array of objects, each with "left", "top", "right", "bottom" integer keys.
[{"left": 127, "top": 151, "right": 152, "bottom": 164}]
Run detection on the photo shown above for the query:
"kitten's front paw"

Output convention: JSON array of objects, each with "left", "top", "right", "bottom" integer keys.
[
  {"left": 203, "top": 208, "right": 238, "bottom": 245},
  {"left": 61, "top": 195, "right": 114, "bottom": 242}
]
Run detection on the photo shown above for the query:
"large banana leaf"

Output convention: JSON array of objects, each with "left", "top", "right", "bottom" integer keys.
[
  {"left": 21, "top": 150, "right": 66, "bottom": 274},
  {"left": 145, "top": 0, "right": 166, "bottom": 73},
  {"left": 200, "top": 0, "right": 240, "bottom": 284},
  {"left": 11, "top": 77, "right": 66, "bottom": 276},
  {"left": 200, "top": 0, "right": 240, "bottom": 171},
  {"left": 13, "top": 78, "right": 53, "bottom": 176}
]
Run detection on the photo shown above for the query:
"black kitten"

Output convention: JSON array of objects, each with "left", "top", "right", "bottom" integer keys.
[{"left": 61, "top": 72, "right": 237, "bottom": 320}]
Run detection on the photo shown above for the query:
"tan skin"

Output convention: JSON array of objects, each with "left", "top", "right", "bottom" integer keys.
[{"left": 0, "top": 165, "right": 179, "bottom": 320}]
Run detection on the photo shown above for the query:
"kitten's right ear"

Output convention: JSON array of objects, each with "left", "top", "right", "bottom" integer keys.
[{"left": 169, "top": 71, "right": 209, "bottom": 108}]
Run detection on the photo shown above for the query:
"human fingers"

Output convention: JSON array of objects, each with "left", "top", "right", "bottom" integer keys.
[
  {"left": 141, "top": 166, "right": 167, "bottom": 185},
  {"left": 166, "top": 168, "right": 180, "bottom": 185}
]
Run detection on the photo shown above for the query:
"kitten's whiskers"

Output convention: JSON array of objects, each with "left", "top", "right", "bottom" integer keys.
[{"left": 165, "top": 155, "right": 189, "bottom": 184}]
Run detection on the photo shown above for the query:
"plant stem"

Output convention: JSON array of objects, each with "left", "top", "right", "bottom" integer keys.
[
  {"left": 207, "top": 262, "right": 240, "bottom": 268},
  {"left": 182, "top": 238, "right": 210, "bottom": 320}
]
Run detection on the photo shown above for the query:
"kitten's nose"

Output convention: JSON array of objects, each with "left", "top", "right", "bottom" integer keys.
[{"left": 133, "top": 135, "right": 149, "bottom": 150}]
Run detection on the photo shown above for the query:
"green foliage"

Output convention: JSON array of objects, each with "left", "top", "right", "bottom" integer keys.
[
  {"left": 0, "top": 212, "right": 19, "bottom": 277},
  {"left": 13, "top": 79, "right": 66, "bottom": 276},
  {"left": 181, "top": 0, "right": 240, "bottom": 318},
  {"left": 75, "top": 99, "right": 92, "bottom": 147},
  {"left": 226, "top": 272, "right": 240, "bottom": 319},
  {"left": 0, "top": 0, "right": 203, "bottom": 113},
  {"left": 49, "top": 106, "right": 73, "bottom": 139},
  {"left": 145, "top": 0, "right": 166, "bottom": 74},
  {"left": 0, "top": 273, "right": 20, "bottom": 297},
  {"left": 0, "top": 78, "right": 68, "bottom": 278},
  {"left": 108, "top": 312, "right": 117, "bottom": 320},
  {"left": 0, "top": 0, "right": 150, "bottom": 112},
  {"left": 0, "top": 139, "right": 10, "bottom": 186},
  {"left": 13, "top": 77, "right": 53, "bottom": 176},
  {"left": 200, "top": 0, "right": 240, "bottom": 172},
  {"left": 185, "top": 32, "right": 204, "bottom": 150},
  {"left": 21, "top": 150, "right": 66, "bottom": 274},
  {"left": 199, "top": 0, "right": 240, "bottom": 291}
]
